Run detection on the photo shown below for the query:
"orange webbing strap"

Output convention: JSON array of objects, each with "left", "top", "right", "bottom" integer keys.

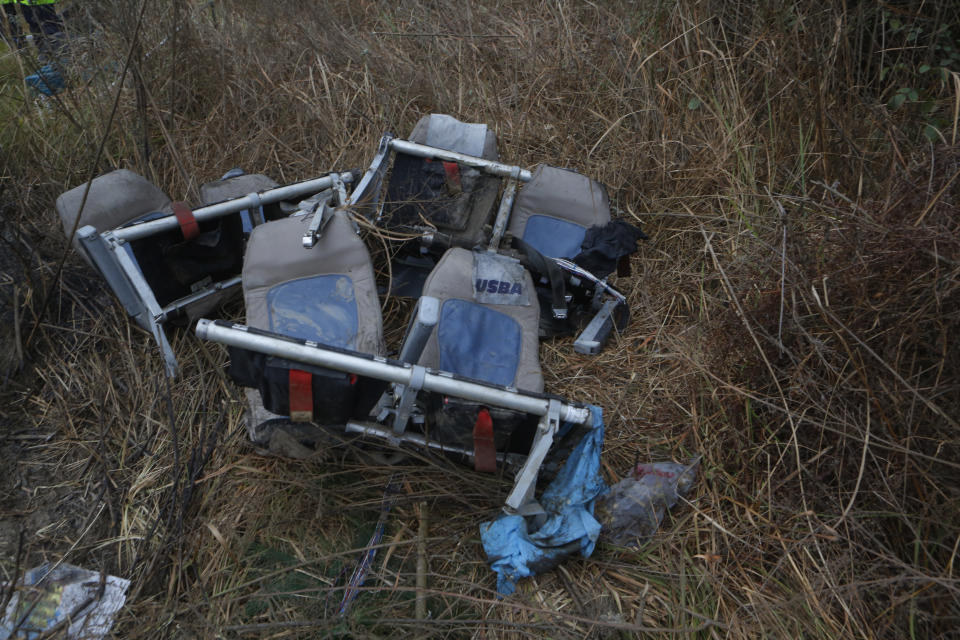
[
  {"left": 424, "top": 158, "right": 463, "bottom": 195},
  {"left": 441, "top": 161, "right": 462, "bottom": 193},
  {"left": 473, "top": 408, "right": 496, "bottom": 473},
  {"left": 288, "top": 369, "right": 313, "bottom": 422},
  {"left": 172, "top": 201, "right": 199, "bottom": 241}
]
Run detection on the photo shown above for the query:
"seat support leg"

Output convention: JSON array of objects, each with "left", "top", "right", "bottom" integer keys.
[{"left": 504, "top": 399, "right": 561, "bottom": 511}]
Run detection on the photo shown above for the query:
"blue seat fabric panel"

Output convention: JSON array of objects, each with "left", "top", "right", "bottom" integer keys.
[
  {"left": 266, "top": 274, "right": 359, "bottom": 348},
  {"left": 522, "top": 215, "right": 587, "bottom": 259},
  {"left": 437, "top": 299, "right": 522, "bottom": 387}
]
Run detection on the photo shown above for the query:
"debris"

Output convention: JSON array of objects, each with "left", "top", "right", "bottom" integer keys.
[
  {"left": 480, "top": 406, "right": 607, "bottom": 596},
  {"left": 574, "top": 220, "right": 648, "bottom": 278},
  {"left": 1, "top": 563, "right": 129, "bottom": 640},
  {"left": 337, "top": 479, "right": 398, "bottom": 617},
  {"left": 265, "top": 426, "right": 316, "bottom": 460},
  {"left": 415, "top": 501, "right": 428, "bottom": 620},
  {"left": 24, "top": 65, "right": 66, "bottom": 96},
  {"left": 594, "top": 458, "right": 699, "bottom": 546}
]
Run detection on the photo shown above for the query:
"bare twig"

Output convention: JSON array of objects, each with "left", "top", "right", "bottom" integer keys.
[
  {"left": 24, "top": 0, "right": 150, "bottom": 351},
  {"left": 370, "top": 31, "right": 516, "bottom": 38},
  {"left": 415, "top": 500, "right": 428, "bottom": 620}
]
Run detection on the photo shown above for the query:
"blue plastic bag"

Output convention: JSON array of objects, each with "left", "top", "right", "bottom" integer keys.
[
  {"left": 25, "top": 65, "right": 66, "bottom": 96},
  {"left": 480, "top": 405, "right": 607, "bottom": 595}
]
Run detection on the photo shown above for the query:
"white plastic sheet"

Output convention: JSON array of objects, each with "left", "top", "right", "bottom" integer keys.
[{"left": 1, "top": 564, "right": 129, "bottom": 640}]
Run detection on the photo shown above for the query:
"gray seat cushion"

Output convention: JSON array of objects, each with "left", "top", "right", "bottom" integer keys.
[
  {"left": 242, "top": 211, "right": 384, "bottom": 356},
  {"left": 416, "top": 247, "right": 543, "bottom": 393},
  {"left": 57, "top": 169, "right": 171, "bottom": 253},
  {"left": 409, "top": 113, "right": 499, "bottom": 160},
  {"left": 507, "top": 164, "right": 611, "bottom": 259},
  {"left": 58, "top": 169, "right": 250, "bottom": 321},
  {"left": 200, "top": 173, "right": 278, "bottom": 205}
]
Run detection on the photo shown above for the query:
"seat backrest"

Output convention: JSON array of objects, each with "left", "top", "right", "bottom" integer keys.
[
  {"left": 57, "top": 169, "right": 171, "bottom": 254},
  {"left": 243, "top": 211, "right": 383, "bottom": 355},
  {"left": 507, "top": 164, "right": 611, "bottom": 259},
  {"left": 59, "top": 169, "right": 250, "bottom": 314},
  {"left": 199, "top": 172, "right": 284, "bottom": 232},
  {"left": 413, "top": 247, "right": 543, "bottom": 453},
  {"left": 410, "top": 114, "right": 495, "bottom": 158},
  {"left": 383, "top": 114, "right": 501, "bottom": 250},
  {"left": 416, "top": 247, "right": 542, "bottom": 393},
  {"left": 200, "top": 172, "right": 278, "bottom": 205},
  {"left": 235, "top": 210, "right": 386, "bottom": 424}
]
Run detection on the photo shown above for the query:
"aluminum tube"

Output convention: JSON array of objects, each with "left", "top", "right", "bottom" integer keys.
[
  {"left": 553, "top": 257, "right": 627, "bottom": 304},
  {"left": 77, "top": 226, "right": 145, "bottom": 320},
  {"left": 347, "top": 422, "right": 469, "bottom": 458},
  {"left": 112, "top": 173, "right": 353, "bottom": 242},
  {"left": 345, "top": 422, "right": 526, "bottom": 467},
  {"left": 487, "top": 175, "right": 519, "bottom": 251},
  {"left": 159, "top": 276, "right": 242, "bottom": 320},
  {"left": 389, "top": 139, "right": 532, "bottom": 182},
  {"left": 397, "top": 297, "right": 439, "bottom": 364},
  {"left": 196, "top": 319, "right": 589, "bottom": 424}
]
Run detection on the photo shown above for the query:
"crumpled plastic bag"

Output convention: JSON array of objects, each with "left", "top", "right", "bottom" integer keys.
[
  {"left": 480, "top": 405, "right": 607, "bottom": 595},
  {"left": 594, "top": 458, "right": 699, "bottom": 546}
]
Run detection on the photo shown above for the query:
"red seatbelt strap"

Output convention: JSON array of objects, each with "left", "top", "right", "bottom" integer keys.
[
  {"left": 441, "top": 161, "right": 462, "bottom": 194},
  {"left": 423, "top": 158, "right": 462, "bottom": 194},
  {"left": 473, "top": 408, "right": 496, "bottom": 473},
  {"left": 288, "top": 369, "right": 313, "bottom": 423},
  {"left": 172, "top": 201, "right": 199, "bottom": 241}
]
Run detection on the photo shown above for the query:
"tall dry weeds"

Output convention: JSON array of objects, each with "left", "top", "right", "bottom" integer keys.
[{"left": 1, "top": 1, "right": 958, "bottom": 638}]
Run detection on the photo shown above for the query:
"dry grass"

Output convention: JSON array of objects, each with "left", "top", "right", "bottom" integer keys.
[{"left": 2, "top": 0, "right": 959, "bottom": 637}]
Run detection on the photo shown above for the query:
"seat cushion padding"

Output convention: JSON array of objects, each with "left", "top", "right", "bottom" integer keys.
[
  {"left": 437, "top": 299, "right": 522, "bottom": 387},
  {"left": 57, "top": 169, "right": 171, "bottom": 251},
  {"left": 200, "top": 173, "right": 278, "bottom": 205},
  {"left": 507, "top": 165, "right": 611, "bottom": 258},
  {"left": 243, "top": 211, "right": 383, "bottom": 356},
  {"left": 409, "top": 113, "right": 499, "bottom": 160},
  {"left": 264, "top": 274, "right": 360, "bottom": 347},
  {"left": 521, "top": 216, "right": 589, "bottom": 260},
  {"left": 417, "top": 247, "right": 543, "bottom": 393}
]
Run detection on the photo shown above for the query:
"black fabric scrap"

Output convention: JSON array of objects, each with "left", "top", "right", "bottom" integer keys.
[{"left": 574, "top": 221, "right": 648, "bottom": 278}]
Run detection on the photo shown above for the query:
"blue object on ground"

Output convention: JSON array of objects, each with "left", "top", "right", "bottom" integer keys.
[
  {"left": 25, "top": 64, "right": 66, "bottom": 96},
  {"left": 479, "top": 405, "right": 608, "bottom": 595}
]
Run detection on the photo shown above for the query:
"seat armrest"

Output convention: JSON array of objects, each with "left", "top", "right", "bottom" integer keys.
[
  {"left": 574, "top": 299, "right": 627, "bottom": 355},
  {"left": 398, "top": 296, "right": 440, "bottom": 364}
]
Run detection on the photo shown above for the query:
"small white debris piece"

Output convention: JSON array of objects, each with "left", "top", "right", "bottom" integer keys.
[{"left": 1, "top": 563, "right": 130, "bottom": 640}]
